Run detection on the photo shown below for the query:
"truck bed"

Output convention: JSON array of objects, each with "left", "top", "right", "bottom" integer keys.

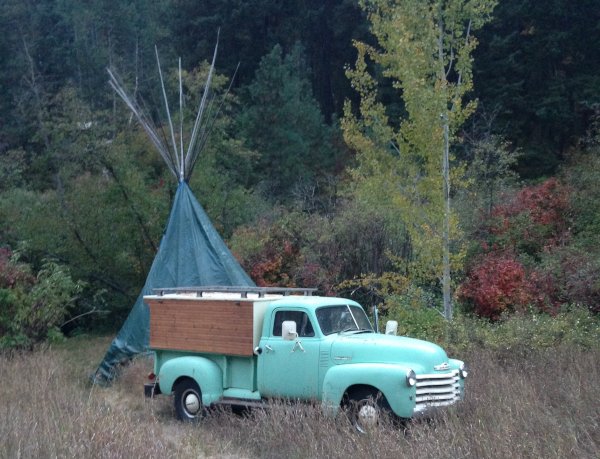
[{"left": 148, "top": 298, "right": 255, "bottom": 356}]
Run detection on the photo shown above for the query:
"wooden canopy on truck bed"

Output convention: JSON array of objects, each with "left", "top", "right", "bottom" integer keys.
[{"left": 145, "top": 286, "right": 316, "bottom": 356}]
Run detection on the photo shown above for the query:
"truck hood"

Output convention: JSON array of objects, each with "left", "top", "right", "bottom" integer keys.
[{"left": 329, "top": 333, "right": 449, "bottom": 373}]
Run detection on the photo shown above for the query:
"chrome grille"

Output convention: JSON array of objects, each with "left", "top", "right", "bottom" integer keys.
[{"left": 413, "top": 370, "right": 461, "bottom": 413}]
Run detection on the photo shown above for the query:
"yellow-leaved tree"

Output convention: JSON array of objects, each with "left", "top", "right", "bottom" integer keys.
[{"left": 343, "top": 0, "right": 496, "bottom": 319}]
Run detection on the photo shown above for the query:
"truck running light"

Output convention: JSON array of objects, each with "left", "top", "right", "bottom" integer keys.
[
  {"left": 148, "top": 372, "right": 156, "bottom": 381},
  {"left": 459, "top": 363, "right": 468, "bottom": 379}
]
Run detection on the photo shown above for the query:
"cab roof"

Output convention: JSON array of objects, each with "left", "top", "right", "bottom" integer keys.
[{"left": 269, "top": 295, "right": 363, "bottom": 310}]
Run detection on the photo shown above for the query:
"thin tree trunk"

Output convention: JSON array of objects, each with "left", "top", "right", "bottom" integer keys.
[
  {"left": 442, "top": 119, "right": 452, "bottom": 320},
  {"left": 438, "top": 13, "right": 453, "bottom": 321}
]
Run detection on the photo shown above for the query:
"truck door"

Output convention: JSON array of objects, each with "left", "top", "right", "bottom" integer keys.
[{"left": 258, "top": 309, "right": 320, "bottom": 399}]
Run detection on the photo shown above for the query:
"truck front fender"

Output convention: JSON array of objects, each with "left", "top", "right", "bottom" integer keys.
[
  {"left": 322, "top": 363, "right": 417, "bottom": 419},
  {"left": 158, "top": 356, "right": 223, "bottom": 406}
]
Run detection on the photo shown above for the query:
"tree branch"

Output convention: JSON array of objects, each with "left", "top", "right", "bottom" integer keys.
[
  {"left": 61, "top": 309, "right": 110, "bottom": 328},
  {"left": 102, "top": 161, "right": 158, "bottom": 253},
  {"left": 456, "top": 19, "right": 472, "bottom": 88}
]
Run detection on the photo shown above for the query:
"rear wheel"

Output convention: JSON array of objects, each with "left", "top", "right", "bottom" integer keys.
[
  {"left": 174, "top": 379, "right": 203, "bottom": 422},
  {"left": 345, "top": 388, "right": 392, "bottom": 433}
]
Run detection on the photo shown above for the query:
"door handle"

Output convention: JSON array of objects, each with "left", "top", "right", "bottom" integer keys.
[
  {"left": 291, "top": 341, "right": 305, "bottom": 353},
  {"left": 265, "top": 344, "right": 274, "bottom": 353}
]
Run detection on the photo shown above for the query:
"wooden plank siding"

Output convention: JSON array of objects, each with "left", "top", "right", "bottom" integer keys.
[{"left": 147, "top": 298, "right": 255, "bottom": 356}]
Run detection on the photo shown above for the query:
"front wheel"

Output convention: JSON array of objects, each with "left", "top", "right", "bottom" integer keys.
[
  {"left": 174, "top": 379, "right": 203, "bottom": 422},
  {"left": 345, "top": 388, "right": 392, "bottom": 433}
]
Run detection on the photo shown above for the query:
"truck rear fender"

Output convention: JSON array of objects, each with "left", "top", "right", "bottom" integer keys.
[
  {"left": 321, "top": 363, "right": 418, "bottom": 419},
  {"left": 158, "top": 356, "right": 223, "bottom": 406}
]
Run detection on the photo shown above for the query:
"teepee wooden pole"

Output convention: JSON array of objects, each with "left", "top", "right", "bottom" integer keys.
[
  {"left": 179, "top": 58, "right": 184, "bottom": 181},
  {"left": 155, "top": 45, "right": 181, "bottom": 181}
]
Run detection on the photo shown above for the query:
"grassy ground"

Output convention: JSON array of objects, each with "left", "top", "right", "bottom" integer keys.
[{"left": 1, "top": 336, "right": 599, "bottom": 458}]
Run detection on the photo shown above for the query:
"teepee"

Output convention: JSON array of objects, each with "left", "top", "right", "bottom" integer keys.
[{"left": 95, "top": 40, "right": 254, "bottom": 383}]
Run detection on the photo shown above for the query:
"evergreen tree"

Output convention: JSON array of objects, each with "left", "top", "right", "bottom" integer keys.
[
  {"left": 474, "top": 0, "right": 600, "bottom": 177},
  {"left": 238, "top": 43, "right": 339, "bottom": 202},
  {"left": 167, "top": 0, "right": 369, "bottom": 120}
]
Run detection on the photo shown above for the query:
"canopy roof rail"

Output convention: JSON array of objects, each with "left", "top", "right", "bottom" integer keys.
[{"left": 152, "top": 286, "right": 317, "bottom": 298}]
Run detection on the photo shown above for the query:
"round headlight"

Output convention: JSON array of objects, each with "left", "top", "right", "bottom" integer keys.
[
  {"left": 406, "top": 369, "right": 417, "bottom": 387},
  {"left": 460, "top": 363, "right": 468, "bottom": 379}
]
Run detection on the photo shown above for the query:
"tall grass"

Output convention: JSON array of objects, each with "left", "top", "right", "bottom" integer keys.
[{"left": 1, "top": 338, "right": 598, "bottom": 458}]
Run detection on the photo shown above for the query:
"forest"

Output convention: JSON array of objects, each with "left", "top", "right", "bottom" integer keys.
[{"left": 1, "top": 0, "right": 600, "bottom": 348}]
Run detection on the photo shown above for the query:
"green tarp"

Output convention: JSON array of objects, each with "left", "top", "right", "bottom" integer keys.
[{"left": 95, "top": 181, "right": 254, "bottom": 382}]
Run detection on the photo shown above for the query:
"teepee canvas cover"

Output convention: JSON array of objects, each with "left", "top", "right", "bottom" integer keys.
[
  {"left": 95, "top": 40, "right": 254, "bottom": 382},
  {"left": 96, "top": 182, "right": 253, "bottom": 381}
]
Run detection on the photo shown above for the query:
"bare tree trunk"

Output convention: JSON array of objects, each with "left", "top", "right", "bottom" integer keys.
[
  {"left": 437, "top": 14, "right": 453, "bottom": 321},
  {"left": 442, "top": 118, "right": 452, "bottom": 320}
]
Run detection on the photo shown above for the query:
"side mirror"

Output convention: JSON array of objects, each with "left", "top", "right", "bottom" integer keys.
[
  {"left": 282, "top": 321, "right": 298, "bottom": 341},
  {"left": 385, "top": 320, "right": 398, "bottom": 336}
]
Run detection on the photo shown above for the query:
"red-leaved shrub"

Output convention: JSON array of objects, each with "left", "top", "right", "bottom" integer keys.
[
  {"left": 250, "top": 239, "right": 298, "bottom": 287},
  {"left": 459, "top": 252, "right": 533, "bottom": 319},
  {"left": 460, "top": 178, "right": 576, "bottom": 318},
  {"left": 489, "top": 178, "right": 571, "bottom": 254}
]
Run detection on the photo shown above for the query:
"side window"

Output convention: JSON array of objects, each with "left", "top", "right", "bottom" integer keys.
[{"left": 272, "top": 311, "right": 315, "bottom": 337}]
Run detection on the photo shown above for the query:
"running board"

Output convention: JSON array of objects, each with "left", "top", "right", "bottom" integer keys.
[{"left": 211, "top": 397, "right": 267, "bottom": 409}]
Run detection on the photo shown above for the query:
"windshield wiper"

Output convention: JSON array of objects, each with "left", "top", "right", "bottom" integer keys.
[{"left": 340, "top": 328, "right": 373, "bottom": 334}]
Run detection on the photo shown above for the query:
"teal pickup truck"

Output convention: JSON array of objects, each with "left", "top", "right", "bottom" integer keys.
[{"left": 144, "top": 287, "right": 467, "bottom": 430}]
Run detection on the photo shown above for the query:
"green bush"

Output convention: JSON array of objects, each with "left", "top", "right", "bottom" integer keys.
[
  {"left": 443, "top": 304, "right": 600, "bottom": 355},
  {"left": 384, "top": 289, "right": 446, "bottom": 343},
  {"left": 381, "top": 292, "right": 600, "bottom": 356},
  {"left": 0, "top": 249, "right": 83, "bottom": 349}
]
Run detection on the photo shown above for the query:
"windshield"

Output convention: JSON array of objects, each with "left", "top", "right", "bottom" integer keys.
[{"left": 316, "top": 305, "right": 374, "bottom": 335}]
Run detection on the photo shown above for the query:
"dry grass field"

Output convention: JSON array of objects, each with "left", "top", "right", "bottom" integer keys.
[{"left": 1, "top": 336, "right": 599, "bottom": 459}]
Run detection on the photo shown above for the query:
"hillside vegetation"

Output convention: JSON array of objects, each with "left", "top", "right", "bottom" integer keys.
[
  {"left": 1, "top": 3, "right": 599, "bottom": 455},
  {"left": 0, "top": 0, "right": 599, "bottom": 349}
]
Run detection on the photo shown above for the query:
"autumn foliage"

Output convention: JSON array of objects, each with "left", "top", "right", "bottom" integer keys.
[
  {"left": 489, "top": 178, "right": 570, "bottom": 253},
  {"left": 232, "top": 215, "right": 338, "bottom": 292},
  {"left": 250, "top": 239, "right": 299, "bottom": 288},
  {"left": 460, "top": 252, "right": 531, "bottom": 319},
  {"left": 493, "top": 178, "right": 569, "bottom": 226},
  {"left": 460, "top": 178, "right": 571, "bottom": 318}
]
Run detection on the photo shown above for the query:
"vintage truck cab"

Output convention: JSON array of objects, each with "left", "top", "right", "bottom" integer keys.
[{"left": 144, "top": 287, "right": 467, "bottom": 429}]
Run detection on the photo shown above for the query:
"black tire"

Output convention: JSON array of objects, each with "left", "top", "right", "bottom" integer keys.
[
  {"left": 345, "top": 388, "right": 392, "bottom": 433},
  {"left": 174, "top": 378, "right": 203, "bottom": 422}
]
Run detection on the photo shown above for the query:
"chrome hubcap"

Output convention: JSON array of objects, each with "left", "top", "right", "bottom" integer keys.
[
  {"left": 356, "top": 403, "right": 379, "bottom": 432},
  {"left": 184, "top": 391, "right": 200, "bottom": 415}
]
